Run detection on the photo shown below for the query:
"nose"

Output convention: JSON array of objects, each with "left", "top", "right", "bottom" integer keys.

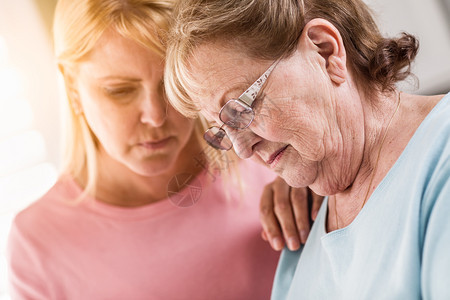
[
  {"left": 224, "top": 126, "right": 261, "bottom": 159},
  {"left": 140, "top": 91, "right": 167, "bottom": 127}
]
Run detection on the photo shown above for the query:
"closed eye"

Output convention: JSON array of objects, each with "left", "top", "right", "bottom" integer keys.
[{"left": 104, "top": 87, "right": 135, "bottom": 96}]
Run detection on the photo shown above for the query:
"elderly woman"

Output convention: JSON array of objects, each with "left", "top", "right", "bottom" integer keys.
[{"left": 164, "top": 0, "right": 450, "bottom": 298}]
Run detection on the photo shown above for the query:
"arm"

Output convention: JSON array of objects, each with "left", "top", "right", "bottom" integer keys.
[{"left": 260, "top": 177, "right": 323, "bottom": 251}]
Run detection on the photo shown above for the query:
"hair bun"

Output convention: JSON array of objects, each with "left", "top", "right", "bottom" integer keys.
[{"left": 369, "top": 32, "right": 419, "bottom": 91}]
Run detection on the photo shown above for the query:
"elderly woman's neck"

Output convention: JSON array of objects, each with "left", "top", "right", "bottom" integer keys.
[
  {"left": 355, "top": 91, "right": 401, "bottom": 184},
  {"left": 329, "top": 92, "right": 442, "bottom": 230},
  {"left": 335, "top": 91, "right": 400, "bottom": 196}
]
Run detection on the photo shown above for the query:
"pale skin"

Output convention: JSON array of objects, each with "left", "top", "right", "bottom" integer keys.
[
  {"left": 69, "top": 28, "right": 202, "bottom": 207},
  {"left": 187, "top": 18, "right": 443, "bottom": 232},
  {"left": 64, "top": 28, "right": 320, "bottom": 251}
]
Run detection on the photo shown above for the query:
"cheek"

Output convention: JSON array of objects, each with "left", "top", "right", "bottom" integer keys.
[
  {"left": 80, "top": 97, "right": 135, "bottom": 153},
  {"left": 167, "top": 108, "right": 196, "bottom": 142},
  {"left": 257, "top": 103, "right": 327, "bottom": 161},
  {"left": 253, "top": 104, "right": 300, "bottom": 142}
]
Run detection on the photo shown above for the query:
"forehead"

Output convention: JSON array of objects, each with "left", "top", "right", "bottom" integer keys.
[
  {"left": 79, "top": 29, "right": 164, "bottom": 77},
  {"left": 187, "top": 43, "right": 266, "bottom": 114}
]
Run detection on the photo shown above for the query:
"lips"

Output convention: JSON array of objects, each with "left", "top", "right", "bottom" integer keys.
[
  {"left": 266, "top": 145, "right": 289, "bottom": 166},
  {"left": 139, "top": 137, "right": 172, "bottom": 149}
]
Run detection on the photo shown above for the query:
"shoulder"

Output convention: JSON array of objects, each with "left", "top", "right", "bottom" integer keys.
[
  {"left": 421, "top": 93, "right": 450, "bottom": 139},
  {"left": 200, "top": 158, "right": 276, "bottom": 205},
  {"left": 418, "top": 115, "right": 450, "bottom": 297},
  {"left": 10, "top": 175, "right": 82, "bottom": 243},
  {"left": 420, "top": 149, "right": 450, "bottom": 221},
  {"left": 206, "top": 155, "right": 277, "bottom": 190},
  {"left": 415, "top": 93, "right": 450, "bottom": 140},
  {"left": 6, "top": 176, "right": 80, "bottom": 300},
  {"left": 390, "top": 94, "right": 450, "bottom": 237},
  {"left": 416, "top": 95, "right": 450, "bottom": 240},
  {"left": 419, "top": 94, "right": 450, "bottom": 189},
  {"left": 405, "top": 94, "right": 450, "bottom": 179},
  {"left": 237, "top": 158, "right": 278, "bottom": 184}
]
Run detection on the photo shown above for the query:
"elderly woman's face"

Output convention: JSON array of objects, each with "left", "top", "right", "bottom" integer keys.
[
  {"left": 73, "top": 29, "right": 197, "bottom": 177},
  {"left": 188, "top": 44, "right": 342, "bottom": 191}
]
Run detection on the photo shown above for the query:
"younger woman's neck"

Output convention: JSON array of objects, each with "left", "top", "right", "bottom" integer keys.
[{"left": 79, "top": 137, "right": 204, "bottom": 207}]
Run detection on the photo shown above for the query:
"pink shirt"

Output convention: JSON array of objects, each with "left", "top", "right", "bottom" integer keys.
[{"left": 7, "top": 160, "right": 279, "bottom": 300}]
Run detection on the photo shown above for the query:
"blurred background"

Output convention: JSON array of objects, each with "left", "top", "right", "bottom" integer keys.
[{"left": 0, "top": 0, "right": 449, "bottom": 298}]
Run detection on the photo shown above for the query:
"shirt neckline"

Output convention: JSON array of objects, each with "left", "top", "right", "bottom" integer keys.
[
  {"left": 61, "top": 170, "right": 208, "bottom": 222},
  {"left": 320, "top": 93, "right": 450, "bottom": 237}
]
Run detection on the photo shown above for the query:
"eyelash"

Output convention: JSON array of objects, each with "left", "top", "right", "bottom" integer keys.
[{"left": 104, "top": 87, "right": 137, "bottom": 99}]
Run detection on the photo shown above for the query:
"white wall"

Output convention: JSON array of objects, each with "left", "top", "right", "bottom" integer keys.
[
  {"left": 364, "top": 0, "right": 450, "bottom": 94},
  {"left": 0, "top": 0, "right": 61, "bottom": 166}
]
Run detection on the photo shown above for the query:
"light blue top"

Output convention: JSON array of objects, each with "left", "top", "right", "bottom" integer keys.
[{"left": 271, "top": 93, "right": 450, "bottom": 300}]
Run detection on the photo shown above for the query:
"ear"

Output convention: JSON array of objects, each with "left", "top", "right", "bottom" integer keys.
[
  {"left": 59, "top": 64, "right": 83, "bottom": 115},
  {"left": 299, "top": 18, "right": 347, "bottom": 85}
]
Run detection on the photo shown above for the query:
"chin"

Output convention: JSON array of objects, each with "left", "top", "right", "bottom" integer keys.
[
  {"left": 129, "top": 157, "right": 177, "bottom": 177},
  {"left": 277, "top": 168, "right": 309, "bottom": 189}
]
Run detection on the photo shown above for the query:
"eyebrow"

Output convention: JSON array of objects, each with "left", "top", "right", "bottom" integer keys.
[
  {"left": 207, "top": 69, "right": 259, "bottom": 111},
  {"left": 96, "top": 76, "right": 142, "bottom": 82},
  {"left": 217, "top": 83, "right": 252, "bottom": 107}
]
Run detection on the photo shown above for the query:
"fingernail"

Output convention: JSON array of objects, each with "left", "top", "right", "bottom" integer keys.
[
  {"left": 272, "top": 237, "right": 284, "bottom": 251},
  {"left": 300, "top": 230, "right": 309, "bottom": 244},
  {"left": 288, "top": 237, "right": 300, "bottom": 251}
]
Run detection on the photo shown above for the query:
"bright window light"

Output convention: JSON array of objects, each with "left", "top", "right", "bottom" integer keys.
[
  {"left": 0, "top": 67, "right": 23, "bottom": 102},
  {"left": 0, "top": 130, "right": 47, "bottom": 176},
  {"left": 0, "top": 162, "right": 58, "bottom": 214},
  {"left": 0, "top": 98, "right": 33, "bottom": 140},
  {"left": 0, "top": 36, "right": 7, "bottom": 67}
]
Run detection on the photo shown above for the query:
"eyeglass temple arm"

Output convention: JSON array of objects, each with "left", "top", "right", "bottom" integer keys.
[{"left": 238, "top": 58, "right": 282, "bottom": 107}]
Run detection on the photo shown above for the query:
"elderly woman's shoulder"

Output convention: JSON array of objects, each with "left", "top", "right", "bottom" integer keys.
[
  {"left": 417, "top": 93, "right": 450, "bottom": 203},
  {"left": 418, "top": 93, "right": 450, "bottom": 141},
  {"left": 423, "top": 93, "right": 450, "bottom": 166},
  {"left": 429, "top": 93, "right": 450, "bottom": 140}
]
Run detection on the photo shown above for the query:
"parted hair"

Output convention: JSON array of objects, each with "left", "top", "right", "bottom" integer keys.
[{"left": 164, "top": 0, "right": 419, "bottom": 117}]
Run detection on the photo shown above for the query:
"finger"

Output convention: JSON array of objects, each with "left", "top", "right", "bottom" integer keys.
[
  {"left": 260, "top": 184, "right": 285, "bottom": 251},
  {"left": 261, "top": 230, "right": 268, "bottom": 241},
  {"left": 310, "top": 189, "right": 324, "bottom": 221},
  {"left": 291, "top": 187, "right": 310, "bottom": 244},
  {"left": 272, "top": 179, "right": 300, "bottom": 251}
]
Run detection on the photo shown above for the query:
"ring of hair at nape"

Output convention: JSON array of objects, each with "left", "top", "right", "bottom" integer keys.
[{"left": 368, "top": 32, "right": 419, "bottom": 92}]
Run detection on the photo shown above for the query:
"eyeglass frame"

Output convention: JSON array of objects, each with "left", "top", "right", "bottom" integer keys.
[{"left": 203, "top": 57, "right": 282, "bottom": 150}]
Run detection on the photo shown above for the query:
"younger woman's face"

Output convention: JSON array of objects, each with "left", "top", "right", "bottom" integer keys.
[{"left": 73, "top": 29, "right": 197, "bottom": 177}]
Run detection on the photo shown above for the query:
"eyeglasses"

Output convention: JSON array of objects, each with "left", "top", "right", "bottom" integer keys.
[{"left": 204, "top": 57, "right": 281, "bottom": 150}]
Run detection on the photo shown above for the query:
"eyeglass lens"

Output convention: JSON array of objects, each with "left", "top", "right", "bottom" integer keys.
[
  {"left": 219, "top": 99, "right": 254, "bottom": 129},
  {"left": 204, "top": 127, "right": 233, "bottom": 150}
]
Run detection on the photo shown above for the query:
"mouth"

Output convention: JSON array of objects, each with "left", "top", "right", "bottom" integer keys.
[
  {"left": 266, "top": 145, "right": 289, "bottom": 167},
  {"left": 138, "top": 137, "right": 173, "bottom": 150}
]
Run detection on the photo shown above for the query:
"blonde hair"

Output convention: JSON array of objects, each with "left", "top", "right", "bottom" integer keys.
[
  {"left": 53, "top": 0, "right": 238, "bottom": 200},
  {"left": 53, "top": 0, "right": 173, "bottom": 198},
  {"left": 164, "top": 0, "right": 419, "bottom": 117}
]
